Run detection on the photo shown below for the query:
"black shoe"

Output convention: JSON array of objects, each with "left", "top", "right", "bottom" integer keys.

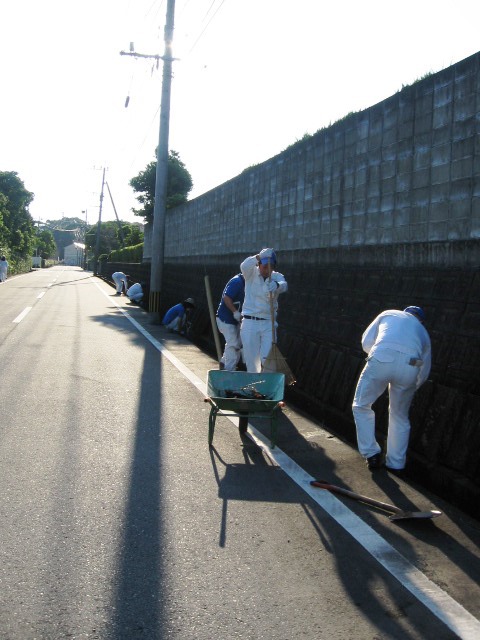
[{"left": 366, "top": 454, "right": 383, "bottom": 470}]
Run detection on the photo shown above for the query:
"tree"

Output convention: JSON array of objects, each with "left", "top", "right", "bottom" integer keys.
[
  {"left": 0, "top": 192, "right": 9, "bottom": 250},
  {"left": 129, "top": 150, "right": 193, "bottom": 223},
  {"left": 122, "top": 223, "right": 143, "bottom": 246},
  {"left": 84, "top": 220, "right": 144, "bottom": 257},
  {"left": 0, "top": 171, "right": 35, "bottom": 257},
  {"left": 35, "top": 229, "right": 57, "bottom": 259}
]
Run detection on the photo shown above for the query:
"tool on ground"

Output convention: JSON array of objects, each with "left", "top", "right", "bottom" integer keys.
[
  {"left": 204, "top": 274, "right": 223, "bottom": 367},
  {"left": 262, "top": 259, "right": 296, "bottom": 385},
  {"left": 310, "top": 480, "right": 442, "bottom": 521}
]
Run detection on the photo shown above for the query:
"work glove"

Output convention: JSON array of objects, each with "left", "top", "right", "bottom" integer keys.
[
  {"left": 233, "top": 310, "right": 242, "bottom": 322},
  {"left": 265, "top": 280, "right": 278, "bottom": 292},
  {"left": 259, "top": 247, "right": 275, "bottom": 260}
]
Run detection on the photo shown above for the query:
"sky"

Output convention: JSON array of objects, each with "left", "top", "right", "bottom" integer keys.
[{"left": 1, "top": 0, "right": 479, "bottom": 226}]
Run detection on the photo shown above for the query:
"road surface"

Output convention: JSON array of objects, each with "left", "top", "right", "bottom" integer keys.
[{"left": 0, "top": 266, "right": 479, "bottom": 639}]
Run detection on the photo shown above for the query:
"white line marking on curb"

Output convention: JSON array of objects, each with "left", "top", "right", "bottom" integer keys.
[
  {"left": 13, "top": 307, "right": 32, "bottom": 323},
  {"left": 96, "top": 282, "right": 480, "bottom": 639}
]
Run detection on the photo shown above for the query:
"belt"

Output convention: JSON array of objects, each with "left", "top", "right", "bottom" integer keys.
[{"left": 242, "top": 315, "right": 268, "bottom": 321}]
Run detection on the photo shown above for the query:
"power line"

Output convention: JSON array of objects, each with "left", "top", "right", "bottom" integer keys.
[{"left": 187, "top": 0, "right": 226, "bottom": 55}]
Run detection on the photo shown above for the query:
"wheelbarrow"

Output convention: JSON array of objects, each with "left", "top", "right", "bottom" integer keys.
[{"left": 204, "top": 370, "right": 285, "bottom": 448}]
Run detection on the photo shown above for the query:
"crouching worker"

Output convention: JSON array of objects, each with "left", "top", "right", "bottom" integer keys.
[
  {"left": 126, "top": 281, "right": 145, "bottom": 304},
  {"left": 352, "top": 306, "right": 431, "bottom": 473},
  {"left": 162, "top": 298, "right": 195, "bottom": 334}
]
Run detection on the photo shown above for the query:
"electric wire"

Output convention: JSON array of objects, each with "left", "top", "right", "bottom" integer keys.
[
  {"left": 186, "top": 0, "right": 226, "bottom": 56},
  {"left": 104, "top": 0, "right": 227, "bottom": 214}
]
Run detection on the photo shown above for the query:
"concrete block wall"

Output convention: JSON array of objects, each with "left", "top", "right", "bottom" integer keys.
[
  {"left": 155, "top": 52, "right": 480, "bottom": 259},
  {"left": 135, "top": 52, "right": 480, "bottom": 517},
  {"left": 156, "top": 250, "right": 480, "bottom": 518}
]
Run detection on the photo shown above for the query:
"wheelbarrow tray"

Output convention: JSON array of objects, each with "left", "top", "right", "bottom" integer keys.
[
  {"left": 207, "top": 371, "right": 285, "bottom": 413},
  {"left": 205, "top": 371, "right": 285, "bottom": 447}
]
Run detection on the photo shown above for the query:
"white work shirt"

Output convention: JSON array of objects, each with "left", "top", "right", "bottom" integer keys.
[
  {"left": 127, "top": 283, "right": 143, "bottom": 301},
  {"left": 362, "top": 309, "right": 431, "bottom": 387},
  {"left": 240, "top": 255, "right": 287, "bottom": 319}
]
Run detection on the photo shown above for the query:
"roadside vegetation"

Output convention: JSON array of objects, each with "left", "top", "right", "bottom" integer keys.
[{"left": 0, "top": 149, "right": 193, "bottom": 271}]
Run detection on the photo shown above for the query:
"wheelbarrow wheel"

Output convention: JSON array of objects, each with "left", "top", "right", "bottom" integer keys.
[{"left": 239, "top": 415, "right": 248, "bottom": 435}]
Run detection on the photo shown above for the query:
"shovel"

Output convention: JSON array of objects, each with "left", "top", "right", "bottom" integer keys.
[{"left": 310, "top": 480, "right": 442, "bottom": 521}]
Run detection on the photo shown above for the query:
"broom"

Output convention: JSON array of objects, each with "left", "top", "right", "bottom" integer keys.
[{"left": 262, "top": 260, "right": 296, "bottom": 385}]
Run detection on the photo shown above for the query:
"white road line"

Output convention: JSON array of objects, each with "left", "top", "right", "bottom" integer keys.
[
  {"left": 37, "top": 292, "right": 46, "bottom": 299},
  {"left": 248, "top": 430, "right": 480, "bottom": 640},
  {"left": 12, "top": 307, "right": 32, "bottom": 324},
  {"left": 98, "top": 283, "right": 480, "bottom": 639}
]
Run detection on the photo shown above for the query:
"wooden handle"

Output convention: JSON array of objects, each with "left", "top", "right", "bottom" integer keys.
[
  {"left": 310, "top": 480, "right": 402, "bottom": 515},
  {"left": 204, "top": 275, "right": 223, "bottom": 362}
]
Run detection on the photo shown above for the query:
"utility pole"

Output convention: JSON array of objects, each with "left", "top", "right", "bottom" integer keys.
[
  {"left": 82, "top": 209, "right": 88, "bottom": 269},
  {"left": 105, "top": 182, "right": 126, "bottom": 246},
  {"left": 94, "top": 168, "right": 106, "bottom": 276},
  {"left": 120, "top": 0, "right": 176, "bottom": 315}
]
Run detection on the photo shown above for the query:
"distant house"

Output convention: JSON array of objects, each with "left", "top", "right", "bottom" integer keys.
[{"left": 63, "top": 242, "right": 85, "bottom": 266}]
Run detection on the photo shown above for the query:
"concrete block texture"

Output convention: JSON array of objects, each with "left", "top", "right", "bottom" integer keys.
[
  {"left": 164, "top": 53, "right": 479, "bottom": 259},
  {"left": 135, "top": 52, "right": 480, "bottom": 517}
]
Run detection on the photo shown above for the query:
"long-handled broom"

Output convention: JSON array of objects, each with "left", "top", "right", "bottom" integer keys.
[{"left": 262, "top": 261, "right": 296, "bottom": 385}]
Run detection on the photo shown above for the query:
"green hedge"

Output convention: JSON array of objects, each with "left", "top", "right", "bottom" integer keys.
[
  {"left": 6, "top": 255, "right": 32, "bottom": 276},
  {"left": 109, "top": 243, "right": 143, "bottom": 263}
]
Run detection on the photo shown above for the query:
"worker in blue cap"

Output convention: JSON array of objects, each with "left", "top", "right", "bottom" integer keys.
[
  {"left": 352, "top": 306, "right": 431, "bottom": 474},
  {"left": 240, "top": 248, "right": 288, "bottom": 373}
]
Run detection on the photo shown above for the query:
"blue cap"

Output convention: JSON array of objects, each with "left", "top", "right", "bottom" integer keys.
[
  {"left": 260, "top": 250, "right": 277, "bottom": 265},
  {"left": 404, "top": 306, "right": 425, "bottom": 322}
]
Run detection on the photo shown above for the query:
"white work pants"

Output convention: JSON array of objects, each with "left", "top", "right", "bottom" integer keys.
[
  {"left": 240, "top": 318, "right": 272, "bottom": 373},
  {"left": 165, "top": 314, "right": 185, "bottom": 332},
  {"left": 216, "top": 318, "right": 242, "bottom": 371},
  {"left": 352, "top": 351, "right": 418, "bottom": 469},
  {"left": 112, "top": 274, "right": 125, "bottom": 293}
]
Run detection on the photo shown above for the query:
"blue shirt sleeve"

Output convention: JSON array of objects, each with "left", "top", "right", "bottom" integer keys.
[{"left": 162, "top": 303, "right": 184, "bottom": 325}]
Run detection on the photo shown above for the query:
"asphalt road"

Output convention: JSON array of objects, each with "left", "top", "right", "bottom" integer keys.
[{"left": 0, "top": 266, "right": 479, "bottom": 640}]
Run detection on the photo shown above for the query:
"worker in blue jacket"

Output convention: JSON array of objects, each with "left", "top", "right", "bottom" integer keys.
[
  {"left": 162, "top": 298, "right": 195, "bottom": 334},
  {"left": 216, "top": 273, "right": 245, "bottom": 370}
]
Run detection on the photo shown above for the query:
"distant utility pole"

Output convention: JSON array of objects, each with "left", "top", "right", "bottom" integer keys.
[
  {"left": 120, "top": 0, "right": 176, "bottom": 315},
  {"left": 94, "top": 168, "right": 106, "bottom": 276},
  {"left": 105, "top": 181, "right": 126, "bottom": 246},
  {"left": 82, "top": 209, "right": 88, "bottom": 270}
]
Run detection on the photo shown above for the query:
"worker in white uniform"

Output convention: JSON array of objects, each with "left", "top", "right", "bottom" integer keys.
[
  {"left": 112, "top": 271, "right": 129, "bottom": 295},
  {"left": 240, "top": 248, "right": 288, "bottom": 373},
  {"left": 126, "top": 282, "right": 144, "bottom": 304},
  {"left": 352, "top": 306, "right": 431, "bottom": 472}
]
